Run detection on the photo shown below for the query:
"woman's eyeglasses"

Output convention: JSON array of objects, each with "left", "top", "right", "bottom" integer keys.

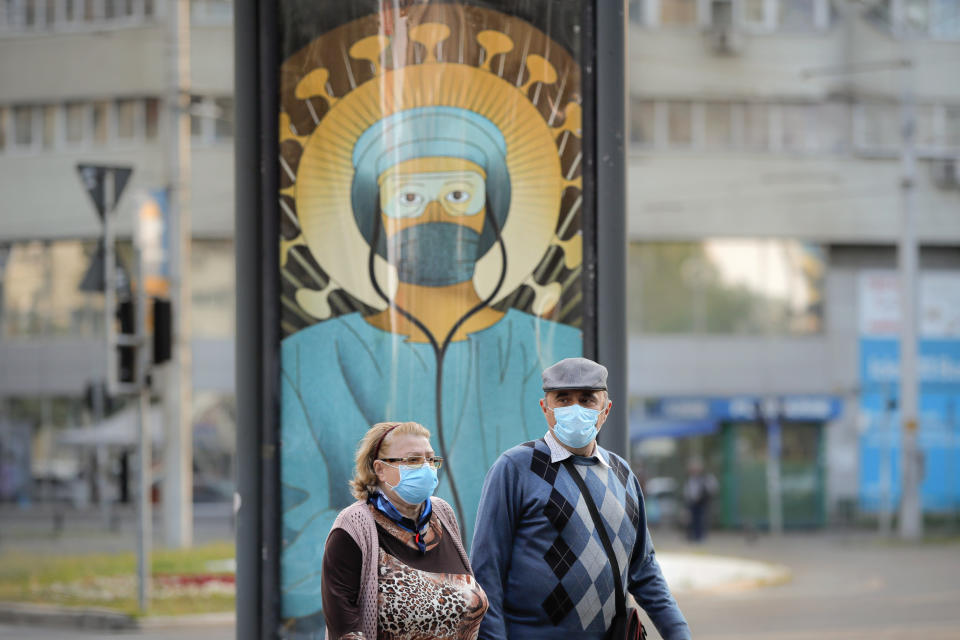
[{"left": 378, "top": 456, "right": 444, "bottom": 470}]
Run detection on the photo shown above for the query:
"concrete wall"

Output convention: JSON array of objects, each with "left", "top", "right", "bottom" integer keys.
[
  {"left": 628, "top": 154, "right": 960, "bottom": 243},
  {"left": 0, "top": 23, "right": 233, "bottom": 101}
]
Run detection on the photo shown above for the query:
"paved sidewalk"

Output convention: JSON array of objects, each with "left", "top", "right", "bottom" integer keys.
[{"left": 657, "top": 550, "right": 791, "bottom": 593}]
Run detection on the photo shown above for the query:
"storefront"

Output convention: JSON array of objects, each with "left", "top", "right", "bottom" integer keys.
[{"left": 632, "top": 395, "right": 842, "bottom": 529}]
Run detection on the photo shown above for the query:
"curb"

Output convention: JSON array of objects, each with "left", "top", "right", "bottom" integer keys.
[
  {"left": 657, "top": 552, "right": 793, "bottom": 594},
  {"left": 0, "top": 602, "right": 137, "bottom": 631},
  {"left": 0, "top": 602, "right": 235, "bottom": 631}
]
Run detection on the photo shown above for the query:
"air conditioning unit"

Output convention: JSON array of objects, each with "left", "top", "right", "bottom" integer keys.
[
  {"left": 930, "top": 158, "right": 960, "bottom": 190},
  {"left": 705, "top": 0, "right": 743, "bottom": 55}
]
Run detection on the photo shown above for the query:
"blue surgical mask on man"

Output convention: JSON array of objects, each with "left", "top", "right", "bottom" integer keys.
[
  {"left": 550, "top": 404, "right": 602, "bottom": 449},
  {"left": 383, "top": 463, "right": 439, "bottom": 505}
]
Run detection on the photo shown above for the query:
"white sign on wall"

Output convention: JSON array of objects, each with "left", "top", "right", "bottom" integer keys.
[{"left": 859, "top": 270, "right": 960, "bottom": 339}]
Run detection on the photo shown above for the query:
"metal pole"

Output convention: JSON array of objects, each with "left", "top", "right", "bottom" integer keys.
[
  {"left": 163, "top": 0, "right": 193, "bottom": 549},
  {"left": 764, "top": 401, "right": 783, "bottom": 535},
  {"left": 135, "top": 237, "right": 152, "bottom": 612},
  {"left": 879, "top": 393, "right": 895, "bottom": 536},
  {"left": 234, "top": 0, "right": 263, "bottom": 635},
  {"left": 257, "top": 0, "right": 281, "bottom": 633},
  {"left": 594, "top": 0, "right": 629, "bottom": 459},
  {"left": 104, "top": 171, "right": 117, "bottom": 397},
  {"left": 897, "top": 35, "right": 922, "bottom": 539}
]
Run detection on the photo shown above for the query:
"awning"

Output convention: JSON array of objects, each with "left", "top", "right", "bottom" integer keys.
[
  {"left": 59, "top": 404, "right": 164, "bottom": 448},
  {"left": 630, "top": 418, "right": 719, "bottom": 441}
]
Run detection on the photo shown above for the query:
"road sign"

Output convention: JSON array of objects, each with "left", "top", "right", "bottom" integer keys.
[
  {"left": 78, "top": 240, "right": 132, "bottom": 294},
  {"left": 77, "top": 164, "right": 133, "bottom": 219}
]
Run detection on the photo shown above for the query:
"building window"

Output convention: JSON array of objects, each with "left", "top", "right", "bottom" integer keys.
[
  {"left": 667, "top": 101, "right": 693, "bottom": 147},
  {"left": 944, "top": 105, "right": 960, "bottom": 147},
  {"left": 214, "top": 97, "right": 234, "bottom": 141},
  {"left": 192, "top": 240, "right": 236, "bottom": 338},
  {"left": 780, "top": 0, "right": 817, "bottom": 29},
  {"left": 704, "top": 102, "right": 734, "bottom": 149},
  {"left": 741, "top": 0, "right": 829, "bottom": 30},
  {"left": 743, "top": 102, "right": 770, "bottom": 150},
  {"left": 629, "top": 240, "right": 825, "bottom": 335},
  {"left": 866, "top": 0, "right": 960, "bottom": 38},
  {"left": 115, "top": 98, "right": 137, "bottom": 140},
  {"left": 660, "top": 0, "right": 698, "bottom": 25},
  {"left": 1, "top": 240, "right": 107, "bottom": 340},
  {"left": 856, "top": 102, "right": 900, "bottom": 152},
  {"left": 192, "top": 0, "right": 232, "bottom": 25},
  {"left": 630, "top": 98, "right": 657, "bottom": 146},
  {"left": 64, "top": 0, "right": 81, "bottom": 22},
  {"left": 91, "top": 101, "right": 109, "bottom": 145},
  {"left": 0, "top": 0, "right": 156, "bottom": 31},
  {"left": 12, "top": 106, "right": 34, "bottom": 148},
  {"left": 813, "top": 102, "right": 849, "bottom": 153},
  {"left": 41, "top": 105, "right": 56, "bottom": 149},
  {"left": 780, "top": 103, "right": 811, "bottom": 151},
  {"left": 931, "top": 0, "right": 960, "bottom": 37},
  {"left": 64, "top": 102, "right": 85, "bottom": 144},
  {"left": 145, "top": 98, "right": 160, "bottom": 139},
  {"left": 190, "top": 95, "right": 205, "bottom": 138}
]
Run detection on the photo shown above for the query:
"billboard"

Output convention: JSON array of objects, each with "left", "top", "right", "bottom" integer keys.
[
  {"left": 858, "top": 270, "right": 960, "bottom": 513},
  {"left": 264, "top": 2, "right": 606, "bottom": 635}
]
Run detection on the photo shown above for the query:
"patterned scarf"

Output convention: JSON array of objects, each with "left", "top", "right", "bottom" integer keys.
[{"left": 368, "top": 492, "right": 433, "bottom": 553}]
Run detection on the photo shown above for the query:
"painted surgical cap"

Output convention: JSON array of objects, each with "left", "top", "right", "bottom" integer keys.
[{"left": 351, "top": 106, "right": 511, "bottom": 258}]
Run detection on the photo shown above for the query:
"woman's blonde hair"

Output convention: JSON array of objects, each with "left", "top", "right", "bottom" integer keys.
[{"left": 350, "top": 421, "right": 431, "bottom": 501}]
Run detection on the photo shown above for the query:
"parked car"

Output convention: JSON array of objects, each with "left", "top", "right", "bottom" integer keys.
[{"left": 644, "top": 476, "right": 681, "bottom": 529}]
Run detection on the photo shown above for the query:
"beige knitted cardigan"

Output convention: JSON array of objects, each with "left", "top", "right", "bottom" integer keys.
[{"left": 324, "top": 497, "right": 472, "bottom": 640}]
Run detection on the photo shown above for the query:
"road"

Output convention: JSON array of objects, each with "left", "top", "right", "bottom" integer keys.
[
  {"left": 0, "top": 624, "right": 235, "bottom": 639},
  {"left": 646, "top": 530, "right": 960, "bottom": 640},
  {"left": 2, "top": 520, "right": 959, "bottom": 639}
]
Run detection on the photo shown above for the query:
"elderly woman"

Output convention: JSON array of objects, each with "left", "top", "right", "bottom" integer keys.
[{"left": 322, "top": 421, "right": 488, "bottom": 640}]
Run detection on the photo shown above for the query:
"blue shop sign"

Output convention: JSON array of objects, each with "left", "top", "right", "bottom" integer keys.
[{"left": 651, "top": 395, "right": 842, "bottom": 422}]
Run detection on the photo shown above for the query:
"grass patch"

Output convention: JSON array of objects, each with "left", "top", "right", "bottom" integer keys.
[{"left": 0, "top": 540, "right": 235, "bottom": 617}]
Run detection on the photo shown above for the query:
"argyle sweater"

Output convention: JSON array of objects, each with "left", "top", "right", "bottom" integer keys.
[{"left": 471, "top": 435, "right": 691, "bottom": 640}]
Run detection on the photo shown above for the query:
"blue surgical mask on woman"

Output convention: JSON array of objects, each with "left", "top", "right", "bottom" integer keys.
[
  {"left": 550, "top": 404, "right": 602, "bottom": 449},
  {"left": 383, "top": 463, "right": 439, "bottom": 505}
]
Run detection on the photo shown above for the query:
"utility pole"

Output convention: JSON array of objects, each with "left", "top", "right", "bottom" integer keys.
[
  {"left": 133, "top": 233, "right": 152, "bottom": 612},
  {"left": 897, "top": 26, "right": 923, "bottom": 541},
  {"left": 800, "top": 36, "right": 922, "bottom": 540},
  {"left": 76, "top": 163, "right": 143, "bottom": 606},
  {"left": 163, "top": 0, "right": 193, "bottom": 548}
]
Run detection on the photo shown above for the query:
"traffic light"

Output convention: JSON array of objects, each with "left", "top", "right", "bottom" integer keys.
[
  {"left": 152, "top": 297, "right": 172, "bottom": 365},
  {"left": 116, "top": 298, "right": 137, "bottom": 384}
]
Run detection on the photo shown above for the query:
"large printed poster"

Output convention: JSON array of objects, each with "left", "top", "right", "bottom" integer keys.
[
  {"left": 277, "top": 2, "right": 586, "bottom": 632},
  {"left": 858, "top": 270, "right": 960, "bottom": 514}
]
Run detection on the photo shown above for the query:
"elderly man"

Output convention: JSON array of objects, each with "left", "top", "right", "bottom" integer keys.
[{"left": 471, "top": 357, "right": 691, "bottom": 640}]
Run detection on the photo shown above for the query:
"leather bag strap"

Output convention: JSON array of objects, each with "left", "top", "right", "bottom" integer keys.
[{"left": 562, "top": 458, "right": 626, "bottom": 618}]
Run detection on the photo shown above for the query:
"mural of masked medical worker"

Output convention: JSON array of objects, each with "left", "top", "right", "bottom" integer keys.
[{"left": 277, "top": 4, "right": 586, "bottom": 632}]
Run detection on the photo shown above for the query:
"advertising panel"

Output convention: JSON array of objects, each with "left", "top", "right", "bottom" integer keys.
[
  {"left": 858, "top": 270, "right": 960, "bottom": 513},
  {"left": 274, "top": 2, "right": 592, "bottom": 633}
]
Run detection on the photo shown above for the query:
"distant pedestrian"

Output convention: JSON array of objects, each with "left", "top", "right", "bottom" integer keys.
[{"left": 683, "top": 458, "right": 718, "bottom": 542}]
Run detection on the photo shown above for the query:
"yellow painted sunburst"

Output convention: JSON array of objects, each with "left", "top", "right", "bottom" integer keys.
[{"left": 291, "top": 26, "right": 574, "bottom": 311}]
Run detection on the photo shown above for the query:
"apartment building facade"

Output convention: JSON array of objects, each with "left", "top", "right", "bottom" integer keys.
[
  {"left": 625, "top": 0, "right": 960, "bottom": 527},
  {"left": 0, "top": 0, "right": 236, "bottom": 502}
]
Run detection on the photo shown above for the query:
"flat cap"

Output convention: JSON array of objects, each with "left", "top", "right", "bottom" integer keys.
[{"left": 542, "top": 357, "right": 608, "bottom": 391}]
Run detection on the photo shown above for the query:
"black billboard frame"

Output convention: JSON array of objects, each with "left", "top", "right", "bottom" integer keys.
[{"left": 234, "top": 1, "right": 627, "bottom": 636}]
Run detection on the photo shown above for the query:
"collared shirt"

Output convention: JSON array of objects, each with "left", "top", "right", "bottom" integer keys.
[
  {"left": 472, "top": 436, "right": 692, "bottom": 640},
  {"left": 543, "top": 429, "right": 610, "bottom": 468}
]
